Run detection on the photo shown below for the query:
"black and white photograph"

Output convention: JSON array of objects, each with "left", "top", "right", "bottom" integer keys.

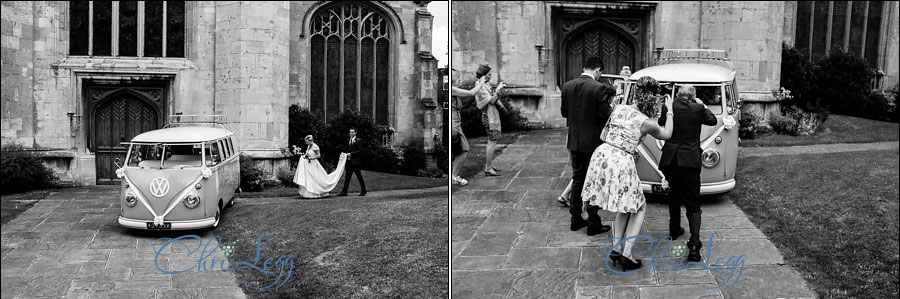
[
  {"left": 2, "top": 1, "right": 450, "bottom": 298},
  {"left": 449, "top": 1, "right": 899, "bottom": 298},
  {"left": 4, "top": 1, "right": 900, "bottom": 299}
]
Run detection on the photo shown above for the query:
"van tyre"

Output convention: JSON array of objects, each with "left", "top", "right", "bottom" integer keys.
[{"left": 212, "top": 203, "right": 222, "bottom": 228}]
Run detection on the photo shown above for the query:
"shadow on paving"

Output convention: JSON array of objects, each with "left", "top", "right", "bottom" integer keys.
[
  {"left": 451, "top": 128, "right": 816, "bottom": 299},
  {"left": 1, "top": 186, "right": 246, "bottom": 298}
]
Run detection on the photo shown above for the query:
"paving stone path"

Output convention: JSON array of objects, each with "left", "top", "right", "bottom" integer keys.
[
  {"left": 451, "top": 129, "right": 817, "bottom": 299},
  {"left": 1, "top": 186, "right": 246, "bottom": 299}
]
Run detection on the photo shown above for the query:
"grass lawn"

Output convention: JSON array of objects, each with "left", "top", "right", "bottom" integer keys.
[
  {"left": 217, "top": 191, "right": 448, "bottom": 298},
  {"left": 741, "top": 114, "right": 899, "bottom": 147},
  {"left": 729, "top": 148, "right": 899, "bottom": 298},
  {"left": 1, "top": 189, "right": 57, "bottom": 225},
  {"left": 454, "top": 132, "right": 525, "bottom": 180},
  {"left": 240, "top": 170, "right": 447, "bottom": 198}
]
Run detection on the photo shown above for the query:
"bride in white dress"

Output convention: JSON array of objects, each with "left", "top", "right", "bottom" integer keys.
[{"left": 292, "top": 135, "right": 348, "bottom": 198}]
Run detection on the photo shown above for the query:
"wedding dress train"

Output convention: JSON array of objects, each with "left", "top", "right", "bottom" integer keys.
[{"left": 293, "top": 152, "right": 348, "bottom": 198}]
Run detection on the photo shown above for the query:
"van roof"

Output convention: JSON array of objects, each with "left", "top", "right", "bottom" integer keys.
[
  {"left": 629, "top": 63, "right": 735, "bottom": 83},
  {"left": 131, "top": 127, "right": 234, "bottom": 143}
]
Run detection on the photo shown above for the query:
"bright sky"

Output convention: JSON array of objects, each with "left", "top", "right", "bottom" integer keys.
[{"left": 428, "top": 1, "right": 449, "bottom": 67}]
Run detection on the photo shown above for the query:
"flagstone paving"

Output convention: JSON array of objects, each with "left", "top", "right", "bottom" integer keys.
[
  {"left": 452, "top": 129, "right": 817, "bottom": 299},
  {"left": 1, "top": 186, "right": 246, "bottom": 299}
]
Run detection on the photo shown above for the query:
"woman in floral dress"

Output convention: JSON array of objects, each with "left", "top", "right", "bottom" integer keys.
[{"left": 581, "top": 76, "right": 674, "bottom": 270}]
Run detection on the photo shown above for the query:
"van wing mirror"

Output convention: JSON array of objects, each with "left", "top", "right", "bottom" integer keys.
[{"left": 114, "top": 157, "right": 122, "bottom": 169}]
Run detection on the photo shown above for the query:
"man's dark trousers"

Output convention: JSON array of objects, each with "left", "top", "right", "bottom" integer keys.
[
  {"left": 662, "top": 162, "right": 702, "bottom": 247},
  {"left": 570, "top": 151, "right": 601, "bottom": 223},
  {"left": 341, "top": 160, "right": 366, "bottom": 194}
]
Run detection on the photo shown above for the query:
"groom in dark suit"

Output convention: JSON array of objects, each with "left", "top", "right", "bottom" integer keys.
[
  {"left": 560, "top": 57, "right": 614, "bottom": 236},
  {"left": 658, "top": 84, "right": 717, "bottom": 261},
  {"left": 339, "top": 128, "right": 367, "bottom": 196}
]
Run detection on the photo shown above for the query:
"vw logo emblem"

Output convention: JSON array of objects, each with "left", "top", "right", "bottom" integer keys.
[{"left": 149, "top": 177, "right": 170, "bottom": 198}]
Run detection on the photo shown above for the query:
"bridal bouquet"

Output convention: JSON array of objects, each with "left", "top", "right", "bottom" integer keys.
[{"left": 291, "top": 145, "right": 312, "bottom": 162}]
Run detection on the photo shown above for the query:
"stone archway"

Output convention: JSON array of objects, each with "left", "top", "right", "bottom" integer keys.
[
  {"left": 86, "top": 85, "right": 165, "bottom": 184},
  {"left": 552, "top": 3, "right": 652, "bottom": 88},
  {"left": 560, "top": 20, "right": 638, "bottom": 84}
]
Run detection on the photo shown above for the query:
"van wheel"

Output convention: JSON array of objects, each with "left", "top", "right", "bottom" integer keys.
[
  {"left": 236, "top": 187, "right": 242, "bottom": 194},
  {"left": 212, "top": 204, "right": 222, "bottom": 228},
  {"left": 227, "top": 197, "right": 235, "bottom": 208}
]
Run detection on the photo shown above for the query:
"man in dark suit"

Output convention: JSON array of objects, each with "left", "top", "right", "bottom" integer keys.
[
  {"left": 339, "top": 128, "right": 367, "bottom": 196},
  {"left": 560, "top": 57, "right": 614, "bottom": 236},
  {"left": 657, "top": 84, "right": 717, "bottom": 261}
]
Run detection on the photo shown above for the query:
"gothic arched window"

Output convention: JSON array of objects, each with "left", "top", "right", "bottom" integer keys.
[{"left": 309, "top": 2, "right": 392, "bottom": 125}]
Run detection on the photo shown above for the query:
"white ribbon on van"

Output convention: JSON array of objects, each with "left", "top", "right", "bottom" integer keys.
[
  {"left": 700, "top": 115, "right": 735, "bottom": 150},
  {"left": 119, "top": 172, "right": 160, "bottom": 224},
  {"left": 637, "top": 144, "right": 668, "bottom": 186},
  {"left": 156, "top": 174, "right": 206, "bottom": 224},
  {"left": 119, "top": 169, "right": 208, "bottom": 226}
]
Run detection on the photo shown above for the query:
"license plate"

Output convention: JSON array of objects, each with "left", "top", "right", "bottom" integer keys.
[
  {"left": 146, "top": 222, "right": 172, "bottom": 229},
  {"left": 651, "top": 184, "right": 670, "bottom": 194}
]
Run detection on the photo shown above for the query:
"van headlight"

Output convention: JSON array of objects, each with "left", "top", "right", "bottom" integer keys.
[
  {"left": 183, "top": 195, "right": 200, "bottom": 208},
  {"left": 124, "top": 193, "right": 138, "bottom": 207},
  {"left": 701, "top": 149, "right": 720, "bottom": 168}
]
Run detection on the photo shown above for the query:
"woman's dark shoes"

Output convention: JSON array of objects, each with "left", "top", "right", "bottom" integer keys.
[
  {"left": 668, "top": 227, "right": 685, "bottom": 240},
  {"left": 620, "top": 255, "right": 642, "bottom": 271},
  {"left": 557, "top": 195, "right": 570, "bottom": 207},
  {"left": 586, "top": 224, "right": 611, "bottom": 236},
  {"left": 609, "top": 250, "right": 622, "bottom": 265},
  {"left": 687, "top": 244, "right": 702, "bottom": 262}
]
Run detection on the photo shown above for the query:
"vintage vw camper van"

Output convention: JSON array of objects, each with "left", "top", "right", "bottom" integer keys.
[
  {"left": 116, "top": 115, "right": 240, "bottom": 230},
  {"left": 622, "top": 49, "right": 740, "bottom": 195}
]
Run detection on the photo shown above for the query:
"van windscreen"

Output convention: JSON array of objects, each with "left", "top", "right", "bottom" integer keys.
[
  {"left": 694, "top": 86, "right": 723, "bottom": 114},
  {"left": 127, "top": 144, "right": 203, "bottom": 168}
]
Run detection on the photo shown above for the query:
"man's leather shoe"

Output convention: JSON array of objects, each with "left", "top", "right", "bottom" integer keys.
[
  {"left": 570, "top": 217, "right": 588, "bottom": 231},
  {"left": 586, "top": 224, "right": 611, "bottom": 236},
  {"left": 668, "top": 227, "right": 685, "bottom": 240},
  {"left": 338, "top": 192, "right": 348, "bottom": 197},
  {"left": 687, "top": 244, "right": 702, "bottom": 262},
  {"left": 359, "top": 192, "right": 366, "bottom": 196}
]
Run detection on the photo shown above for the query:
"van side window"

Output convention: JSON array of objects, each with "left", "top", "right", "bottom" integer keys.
[
  {"left": 219, "top": 140, "right": 229, "bottom": 159},
  {"left": 227, "top": 138, "right": 235, "bottom": 155},
  {"left": 206, "top": 142, "right": 221, "bottom": 166},
  {"left": 725, "top": 84, "right": 735, "bottom": 110}
]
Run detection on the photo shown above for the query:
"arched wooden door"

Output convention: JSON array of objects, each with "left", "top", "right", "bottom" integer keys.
[
  {"left": 558, "top": 19, "right": 643, "bottom": 87},
  {"left": 88, "top": 87, "right": 164, "bottom": 184}
]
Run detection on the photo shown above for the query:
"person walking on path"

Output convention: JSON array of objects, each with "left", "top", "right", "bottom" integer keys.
[
  {"left": 450, "top": 71, "right": 486, "bottom": 186},
  {"left": 658, "top": 84, "right": 718, "bottom": 262},
  {"left": 473, "top": 63, "right": 507, "bottom": 177},
  {"left": 338, "top": 128, "right": 367, "bottom": 196},
  {"left": 560, "top": 57, "right": 614, "bottom": 236},
  {"left": 582, "top": 76, "right": 674, "bottom": 270}
]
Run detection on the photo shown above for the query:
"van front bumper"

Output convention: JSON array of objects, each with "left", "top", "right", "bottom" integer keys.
[
  {"left": 118, "top": 216, "right": 217, "bottom": 230},
  {"left": 640, "top": 178, "right": 735, "bottom": 195}
]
